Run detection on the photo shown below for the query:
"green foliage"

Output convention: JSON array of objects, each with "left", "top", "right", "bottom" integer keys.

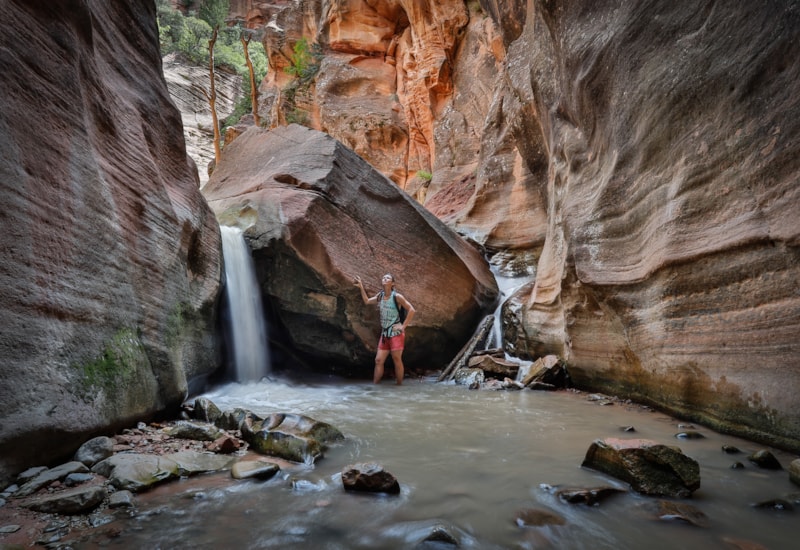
[
  {"left": 285, "top": 37, "right": 323, "bottom": 83},
  {"left": 198, "top": 0, "right": 230, "bottom": 29},
  {"left": 156, "top": 3, "right": 268, "bottom": 128},
  {"left": 157, "top": 2, "right": 266, "bottom": 77},
  {"left": 416, "top": 170, "right": 433, "bottom": 182}
]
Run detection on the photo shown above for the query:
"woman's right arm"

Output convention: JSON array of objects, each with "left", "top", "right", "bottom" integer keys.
[{"left": 354, "top": 276, "right": 377, "bottom": 304}]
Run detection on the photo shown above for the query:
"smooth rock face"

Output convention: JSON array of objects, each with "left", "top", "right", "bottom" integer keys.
[
  {"left": 0, "top": 1, "right": 223, "bottom": 485},
  {"left": 203, "top": 125, "right": 498, "bottom": 372},
  {"left": 479, "top": 1, "right": 800, "bottom": 451}
]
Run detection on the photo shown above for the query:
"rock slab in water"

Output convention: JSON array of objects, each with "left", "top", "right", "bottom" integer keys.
[
  {"left": 514, "top": 508, "right": 566, "bottom": 527},
  {"left": 638, "top": 500, "right": 710, "bottom": 527},
  {"left": 245, "top": 412, "right": 344, "bottom": 464},
  {"left": 342, "top": 463, "right": 400, "bottom": 494},
  {"left": 231, "top": 461, "right": 281, "bottom": 480},
  {"left": 92, "top": 451, "right": 233, "bottom": 493},
  {"left": 581, "top": 438, "right": 700, "bottom": 498}
]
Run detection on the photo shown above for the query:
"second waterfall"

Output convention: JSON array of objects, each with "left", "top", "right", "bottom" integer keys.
[{"left": 219, "top": 225, "right": 271, "bottom": 382}]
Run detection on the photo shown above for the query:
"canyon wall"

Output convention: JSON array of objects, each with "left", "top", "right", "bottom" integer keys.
[
  {"left": 487, "top": 0, "right": 800, "bottom": 450},
  {"left": 0, "top": 1, "right": 223, "bottom": 484},
  {"left": 228, "top": 1, "right": 800, "bottom": 449}
]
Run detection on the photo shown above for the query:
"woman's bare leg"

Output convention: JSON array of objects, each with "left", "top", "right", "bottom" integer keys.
[
  {"left": 374, "top": 349, "right": 390, "bottom": 384},
  {"left": 390, "top": 349, "right": 404, "bottom": 385}
]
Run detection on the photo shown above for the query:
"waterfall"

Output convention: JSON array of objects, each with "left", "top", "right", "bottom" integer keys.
[
  {"left": 485, "top": 270, "right": 534, "bottom": 350},
  {"left": 220, "top": 225, "right": 271, "bottom": 382}
]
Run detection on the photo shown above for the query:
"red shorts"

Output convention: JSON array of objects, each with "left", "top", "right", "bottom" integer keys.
[{"left": 378, "top": 332, "right": 405, "bottom": 351}]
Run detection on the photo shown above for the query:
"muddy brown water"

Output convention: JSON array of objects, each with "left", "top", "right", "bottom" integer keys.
[{"left": 84, "top": 376, "right": 796, "bottom": 549}]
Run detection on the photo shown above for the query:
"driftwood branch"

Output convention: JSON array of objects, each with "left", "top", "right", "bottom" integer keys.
[{"left": 437, "top": 315, "right": 494, "bottom": 382}]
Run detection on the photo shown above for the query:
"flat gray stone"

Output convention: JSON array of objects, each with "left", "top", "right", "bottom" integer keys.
[
  {"left": 74, "top": 436, "right": 115, "bottom": 467},
  {"left": 92, "top": 454, "right": 179, "bottom": 493},
  {"left": 15, "top": 462, "right": 90, "bottom": 497},
  {"left": 23, "top": 485, "right": 106, "bottom": 515},
  {"left": 0, "top": 525, "right": 21, "bottom": 534},
  {"left": 108, "top": 490, "right": 134, "bottom": 508}
]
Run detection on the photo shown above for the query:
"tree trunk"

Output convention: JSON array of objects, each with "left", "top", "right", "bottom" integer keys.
[
  {"left": 205, "top": 27, "right": 222, "bottom": 165},
  {"left": 241, "top": 33, "right": 261, "bottom": 128}
]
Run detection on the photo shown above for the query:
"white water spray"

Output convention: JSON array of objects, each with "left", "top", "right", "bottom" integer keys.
[{"left": 220, "top": 225, "right": 271, "bottom": 382}]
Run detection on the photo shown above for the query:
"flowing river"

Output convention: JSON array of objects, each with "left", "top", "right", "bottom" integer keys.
[{"left": 91, "top": 374, "right": 796, "bottom": 549}]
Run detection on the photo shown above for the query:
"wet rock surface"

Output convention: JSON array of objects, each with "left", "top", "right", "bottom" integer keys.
[
  {"left": 747, "top": 450, "right": 783, "bottom": 470},
  {"left": 581, "top": 438, "right": 701, "bottom": 498},
  {"left": 342, "top": 463, "right": 401, "bottom": 495}
]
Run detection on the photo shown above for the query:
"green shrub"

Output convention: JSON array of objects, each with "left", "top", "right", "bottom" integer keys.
[
  {"left": 285, "top": 37, "right": 323, "bottom": 83},
  {"left": 416, "top": 170, "right": 433, "bottom": 182}
]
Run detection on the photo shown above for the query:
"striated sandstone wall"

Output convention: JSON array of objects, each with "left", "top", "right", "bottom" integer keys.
[
  {"left": 0, "top": 1, "right": 223, "bottom": 484},
  {"left": 485, "top": 1, "right": 800, "bottom": 450}
]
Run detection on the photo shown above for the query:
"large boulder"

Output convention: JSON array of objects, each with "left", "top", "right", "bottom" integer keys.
[
  {"left": 0, "top": 1, "right": 223, "bottom": 486},
  {"left": 203, "top": 124, "right": 498, "bottom": 373}
]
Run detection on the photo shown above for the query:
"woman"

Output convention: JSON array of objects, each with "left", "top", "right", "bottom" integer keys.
[{"left": 354, "top": 273, "right": 416, "bottom": 384}]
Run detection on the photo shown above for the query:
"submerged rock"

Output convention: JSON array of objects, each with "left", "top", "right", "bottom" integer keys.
[
  {"left": 581, "top": 438, "right": 700, "bottom": 498},
  {"left": 637, "top": 500, "right": 710, "bottom": 527},
  {"left": 556, "top": 486, "right": 626, "bottom": 506},
  {"left": 342, "top": 463, "right": 400, "bottom": 495},
  {"left": 675, "top": 431, "right": 705, "bottom": 440},
  {"left": 514, "top": 508, "right": 566, "bottom": 527},
  {"left": 751, "top": 499, "right": 793, "bottom": 511},
  {"left": 419, "top": 523, "right": 460, "bottom": 547},
  {"left": 747, "top": 450, "right": 783, "bottom": 470}
]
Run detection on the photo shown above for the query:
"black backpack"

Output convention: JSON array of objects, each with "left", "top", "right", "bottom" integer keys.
[{"left": 380, "top": 290, "right": 407, "bottom": 323}]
